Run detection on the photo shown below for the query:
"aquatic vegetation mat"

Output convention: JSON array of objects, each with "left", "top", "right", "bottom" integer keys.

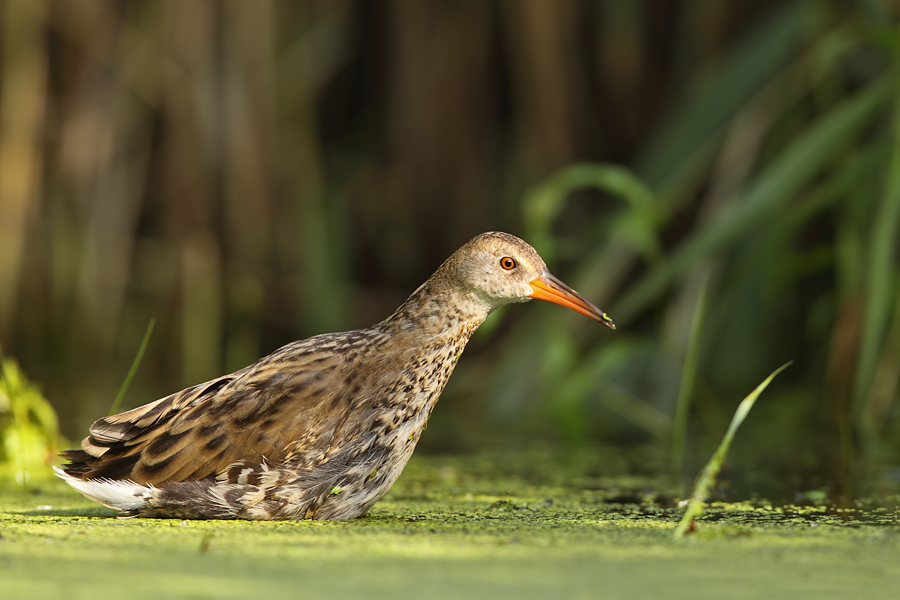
[{"left": 1, "top": 453, "right": 898, "bottom": 599}]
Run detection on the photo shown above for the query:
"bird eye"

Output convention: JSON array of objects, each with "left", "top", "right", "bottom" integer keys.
[{"left": 500, "top": 257, "right": 516, "bottom": 270}]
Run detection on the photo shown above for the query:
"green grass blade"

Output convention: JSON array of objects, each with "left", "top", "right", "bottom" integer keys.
[
  {"left": 670, "top": 276, "right": 709, "bottom": 477},
  {"left": 674, "top": 362, "right": 792, "bottom": 539},
  {"left": 853, "top": 83, "right": 900, "bottom": 441},
  {"left": 109, "top": 318, "right": 155, "bottom": 416}
]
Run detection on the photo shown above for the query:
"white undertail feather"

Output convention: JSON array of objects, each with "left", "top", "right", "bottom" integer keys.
[{"left": 53, "top": 466, "right": 153, "bottom": 512}]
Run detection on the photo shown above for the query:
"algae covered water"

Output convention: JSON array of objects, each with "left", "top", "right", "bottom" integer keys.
[{"left": 1, "top": 450, "right": 898, "bottom": 599}]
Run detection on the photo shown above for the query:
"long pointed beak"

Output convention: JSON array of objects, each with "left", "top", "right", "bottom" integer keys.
[{"left": 529, "top": 271, "right": 616, "bottom": 329}]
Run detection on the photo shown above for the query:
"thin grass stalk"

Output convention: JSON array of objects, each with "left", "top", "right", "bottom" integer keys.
[
  {"left": 853, "top": 75, "right": 900, "bottom": 450},
  {"left": 670, "top": 276, "right": 709, "bottom": 477},
  {"left": 109, "top": 318, "right": 155, "bottom": 416},
  {"left": 872, "top": 289, "right": 900, "bottom": 444}
]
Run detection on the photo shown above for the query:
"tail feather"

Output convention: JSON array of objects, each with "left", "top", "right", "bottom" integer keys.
[{"left": 53, "top": 466, "right": 153, "bottom": 513}]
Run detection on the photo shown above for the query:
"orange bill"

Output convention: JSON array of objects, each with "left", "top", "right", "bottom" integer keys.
[{"left": 529, "top": 271, "right": 616, "bottom": 329}]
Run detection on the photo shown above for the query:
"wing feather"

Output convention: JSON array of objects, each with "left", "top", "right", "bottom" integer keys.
[{"left": 60, "top": 331, "right": 386, "bottom": 486}]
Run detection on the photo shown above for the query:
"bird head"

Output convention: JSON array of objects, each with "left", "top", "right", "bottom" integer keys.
[{"left": 452, "top": 232, "right": 616, "bottom": 329}]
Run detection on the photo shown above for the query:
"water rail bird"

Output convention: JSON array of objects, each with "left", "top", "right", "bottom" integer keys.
[{"left": 56, "top": 232, "right": 615, "bottom": 520}]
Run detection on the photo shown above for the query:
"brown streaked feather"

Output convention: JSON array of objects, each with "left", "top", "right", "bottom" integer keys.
[{"left": 65, "top": 330, "right": 392, "bottom": 486}]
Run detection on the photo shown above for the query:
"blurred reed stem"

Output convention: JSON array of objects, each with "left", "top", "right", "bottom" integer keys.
[{"left": 670, "top": 276, "right": 708, "bottom": 478}]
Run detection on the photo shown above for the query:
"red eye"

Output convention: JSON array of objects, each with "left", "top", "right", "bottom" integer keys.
[{"left": 500, "top": 257, "right": 516, "bottom": 270}]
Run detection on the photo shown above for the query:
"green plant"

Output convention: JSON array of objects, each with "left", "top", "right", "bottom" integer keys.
[
  {"left": 675, "top": 363, "right": 791, "bottom": 538},
  {"left": 0, "top": 354, "right": 63, "bottom": 484},
  {"left": 469, "top": 4, "right": 900, "bottom": 495}
]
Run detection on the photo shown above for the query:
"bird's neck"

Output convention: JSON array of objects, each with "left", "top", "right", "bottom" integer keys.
[{"left": 377, "top": 272, "right": 492, "bottom": 344}]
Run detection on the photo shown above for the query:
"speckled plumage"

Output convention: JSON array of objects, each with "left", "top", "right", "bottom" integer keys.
[{"left": 57, "top": 232, "right": 614, "bottom": 520}]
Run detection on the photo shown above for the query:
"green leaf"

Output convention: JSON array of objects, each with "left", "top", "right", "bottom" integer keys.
[
  {"left": 614, "top": 73, "right": 895, "bottom": 326},
  {"left": 674, "top": 362, "right": 792, "bottom": 539},
  {"left": 853, "top": 86, "right": 900, "bottom": 435},
  {"left": 523, "top": 162, "right": 658, "bottom": 265}
]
